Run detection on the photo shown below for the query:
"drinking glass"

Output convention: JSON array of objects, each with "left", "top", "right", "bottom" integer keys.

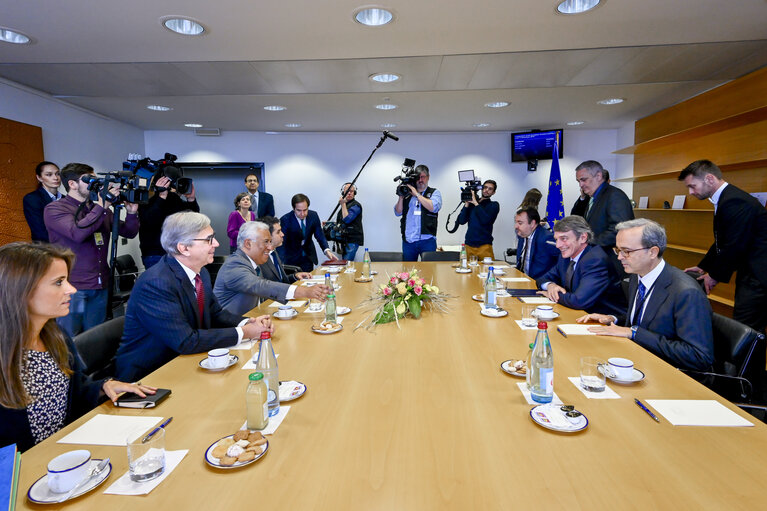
[
  {"left": 469, "top": 255, "right": 478, "bottom": 267},
  {"left": 580, "top": 357, "right": 606, "bottom": 392},
  {"left": 521, "top": 305, "right": 538, "bottom": 327},
  {"left": 127, "top": 427, "right": 166, "bottom": 482}
]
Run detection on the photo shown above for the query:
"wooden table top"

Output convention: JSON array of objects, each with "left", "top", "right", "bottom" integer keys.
[{"left": 17, "top": 262, "right": 767, "bottom": 509}]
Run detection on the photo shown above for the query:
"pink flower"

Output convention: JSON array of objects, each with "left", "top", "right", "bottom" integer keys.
[
  {"left": 383, "top": 287, "right": 392, "bottom": 296},
  {"left": 398, "top": 272, "right": 410, "bottom": 280},
  {"left": 390, "top": 277, "right": 398, "bottom": 284},
  {"left": 408, "top": 279, "right": 416, "bottom": 287},
  {"left": 414, "top": 285, "right": 423, "bottom": 296}
]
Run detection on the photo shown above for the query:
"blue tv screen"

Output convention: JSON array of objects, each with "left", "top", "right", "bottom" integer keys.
[{"left": 511, "top": 130, "right": 563, "bottom": 162}]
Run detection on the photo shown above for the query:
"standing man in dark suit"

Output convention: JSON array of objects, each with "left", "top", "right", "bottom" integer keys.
[
  {"left": 114, "top": 211, "right": 273, "bottom": 382},
  {"left": 577, "top": 219, "right": 714, "bottom": 371},
  {"left": 536, "top": 215, "right": 626, "bottom": 316},
  {"left": 679, "top": 159, "right": 767, "bottom": 334},
  {"left": 514, "top": 207, "right": 559, "bottom": 280},
  {"left": 23, "top": 161, "right": 63, "bottom": 242},
  {"left": 278, "top": 194, "right": 338, "bottom": 272},
  {"left": 244, "top": 172, "right": 275, "bottom": 218},
  {"left": 259, "top": 216, "right": 313, "bottom": 284}
]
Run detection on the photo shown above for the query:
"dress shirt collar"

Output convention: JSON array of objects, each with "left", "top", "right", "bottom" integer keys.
[
  {"left": 569, "top": 245, "right": 587, "bottom": 266},
  {"left": 638, "top": 259, "right": 665, "bottom": 290},
  {"left": 245, "top": 253, "right": 258, "bottom": 270},
  {"left": 44, "top": 188, "right": 62, "bottom": 200},
  {"left": 708, "top": 182, "right": 728, "bottom": 210},
  {"left": 175, "top": 258, "right": 198, "bottom": 287},
  {"left": 295, "top": 213, "right": 305, "bottom": 225}
]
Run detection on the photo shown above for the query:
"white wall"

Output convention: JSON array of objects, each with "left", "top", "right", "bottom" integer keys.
[{"left": 146, "top": 129, "right": 631, "bottom": 260}]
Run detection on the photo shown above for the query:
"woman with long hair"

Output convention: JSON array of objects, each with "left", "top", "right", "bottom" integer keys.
[
  {"left": 227, "top": 192, "right": 255, "bottom": 253},
  {"left": 0, "top": 242, "right": 155, "bottom": 451}
]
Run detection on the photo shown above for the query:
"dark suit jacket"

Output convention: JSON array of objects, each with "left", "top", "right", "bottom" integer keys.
[
  {"left": 115, "top": 255, "right": 243, "bottom": 382},
  {"left": 536, "top": 244, "right": 625, "bottom": 316},
  {"left": 585, "top": 183, "right": 634, "bottom": 249},
  {"left": 699, "top": 184, "right": 767, "bottom": 288},
  {"left": 213, "top": 249, "right": 291, "bottom": 315},
  {"left": 620, "top": 263, "right": 714, "bottom": 371},
  {"left": 23, "top": 187, "right": 57, "bottom": 242},
  {"left": 277, "top": 210, "right": 329, "bottom": 270},
  {"left": 250, "top": 191, "right": 275, "bottom": 218},
  {"left": 516, "top": 227, "right": 559, "bottom": 280},
  {"left": 260, "top": 251, "right": 299, "bottom": 284}
]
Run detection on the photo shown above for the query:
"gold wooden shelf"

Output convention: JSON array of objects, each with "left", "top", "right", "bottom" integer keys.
[
  {"left": 635, "top": 208, "right": 712, "bottom": 212},
  {"left": 665, "top": 243, "right": 708, "bottom": 255},
  {"left": 709, "top": 294, "right": 735, "bottom": 308},
  {"left": 614, "top": 159, "right": 767, "bottom": 182}
]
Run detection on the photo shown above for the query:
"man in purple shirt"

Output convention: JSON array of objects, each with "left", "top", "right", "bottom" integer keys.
[{"left": 44, "top": 163, "right": 139, "bottom": 337}]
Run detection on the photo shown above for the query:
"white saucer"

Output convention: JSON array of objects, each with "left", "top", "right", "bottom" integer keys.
[
  {"left": 336, "top": 306, "right": 351, "bottom": 315},
  {"left": 530, "top": 404, "right": 589, "bottom": 433},
  {"left": 27, "top": 459, "right": 112, "bottom": 504},
  {"left": 533, "top": 311, "right": 560, "bottom": 320},
  {"left": 480, "top": 307, "right": 508, "bottom": 318},
  {"left": 605, "top": 367, "right": 646, "bottom": 384},
  {"left": 455, "top": 268, "right": 472, "bottom": 274},
  {"left": 279, "top": 381, "right": 307, "bottom": 402},
  {"left": 471, "top": 294, "right": 484, "bottom": 302},
  {"left": 199, "top": 354, "right": 239, "bottom": 371},
  {"left": 272, "top": 309, "right": 298, "bottom": 320}
]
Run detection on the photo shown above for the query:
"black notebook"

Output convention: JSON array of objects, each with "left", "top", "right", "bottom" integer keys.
[
  {"left": 506, "top": 289, "right": 541, "bottom": 297},
  {"left": 114, "top": 388, "right": 171, "bottom": 409}
]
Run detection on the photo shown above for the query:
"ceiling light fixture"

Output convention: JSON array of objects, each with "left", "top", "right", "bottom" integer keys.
[
  {"left": 484, "top": 101, "right": 509, "bottom": 108},
  {"left": 567, "top": 121, "right": 584, "bottom": 126},
  {"left": 284, "top": 123, "right": 302, "bottom": 128},
  {"left": 354, "top": 7, "right": 394, "bottom": 26},
  {"left": 0, "top": 27, "right": 31, "bottom": 44},
  {"left": 556, "top": 0, "right": 601, "bottom": 15},
  {"left": 370, "top": 73, "right": 400, "bottom": 83},
  {"left": 597, "top": 98, "right": 624, "bottom": 105},
  {"left": 161, "top": 17, "right": 205, "bottom": 35},
  {"left": 264, "top": 105, "right": 287, "bottom": 111},
  {"left": 375, "top": 104, "right": 397, "bottom": 110},
  {"left": 184, "top": 123, "right": 203, "bottom": 128},
  {"left": 472, "top": 123, "right": 491, "bottom": 128},
  {"left": 147, "top": 105, "right": 172, "bottom": 111},
  {"left": 381, "top": 123, "right": 397, "bottom": 128}
]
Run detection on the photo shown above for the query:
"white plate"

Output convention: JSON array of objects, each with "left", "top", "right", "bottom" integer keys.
[
  {"left": 204, "top": 434, "right": 269, "bottom": 469},
  {"left": 272, "top": 310, "right": 298, "bottom": 320},
  {"left": 455, "top": 268, "right": 472, "bottom": 274},
  {"left": 605, "top": 367, "right": 646, "bottom": 384},
  {"left": 324, "top": 267, "right": 342, "bottom": 273},
  {"left": 199, "top": 354, "right": 239, "bottom": 371},
  {"left": 532, "top": 311, "right": 560, "bottom": 320},
  {"left": 279, "top": 381, "right": 307, "bottom": 402},
  {"left": 336, "top": 306, "right": 351, "bottom": 315},
  {"left": 478, "top": 271, "right": 506, "bottom": 278},
  {"left": 471, "top": 294, "right": 484, "bottom": 302},
  {"left": 501, "top": 360, "right": 527, "bottom": 378},
  {"left": 27, "top": 459, "right": 112, "bottom": 504},
  {"left": 311, "top": 323, "right": 343, "bottom": 334},
  {"left": 480, "top": 308, "right": 508, "bottom": 318},
  {"left": 530, "top": 404, "right": 589, "bottom": 433}
]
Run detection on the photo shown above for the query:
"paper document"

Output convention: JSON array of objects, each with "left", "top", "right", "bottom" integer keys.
[
  {"left": 58, "top": 414, "right": 163, "bottom": 446},
  {"left": 518, "top": 297, "right": 554, "bottom": 304},
  {"left": 240, "top": 405, "right": 290, "bottom": 435},
  {"left": 645, "top": 400, "right": 754, "bottom": 427},
  {"left": 516, "top": 383, "right": 563, "bottom": 405},
  {"left": 502, "top": 277, "right": 531, "bottom": 283},
  {"left": 567, "top": 377, "right": 620, "bottom": 399},
  {"left": 556, "top": 324, "right": 599, "bottom": 337},
  {"left": 269, "top": 300, "right": 307, "bottom": 308},
  {"left": 103, "top": 450, "right": 188, "bottom": 495},
  {"left": 514, "top": 320, "right": 538, "bottom": 331}
]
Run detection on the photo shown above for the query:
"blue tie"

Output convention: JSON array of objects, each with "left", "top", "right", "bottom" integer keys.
[
  {"left": 632, "top": 281, "right": 647, "bottom": 326},
  {"left": 300, "top": 219, "right": 306, "bottom": 237},
  {"left": 272, "top": 253, "right": 283, "bottom": 280}
]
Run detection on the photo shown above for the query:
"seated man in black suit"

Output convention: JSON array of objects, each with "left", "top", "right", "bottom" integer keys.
[
  {"left": 577, "top": 219, "right": 714, "bottom": 371},
  {"left": 258, "top": 216, "right": 313, "bottom": 284},
  {"left": 115, "top": 212, "right": 273, "bottom": 382},
  {"left": 536, "top": 215, "right": 626, "bottom": 316},
  {"left": 23, "top": 161, "right": 63, "bottom": 242},
  {"left": 214, "top": 221, "right": 330, "bottom": 316},
  {"left": 278, "top": 193, "right": 338, "bottom": 272},
  {"left": 514, "top": 207, "right": 559, "bottom": 280}
]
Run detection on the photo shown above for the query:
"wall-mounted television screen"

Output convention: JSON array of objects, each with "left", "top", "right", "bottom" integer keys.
[{"left": 511, "top": 129, "right": 563, "bottom": 162}]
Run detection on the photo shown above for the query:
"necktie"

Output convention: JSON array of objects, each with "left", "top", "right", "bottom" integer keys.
[
  {"left": 586, "top": 196, "right": 594, "bottom": 216},
  {"left": 251, "top": 193, "right": 258, "bottom": 212},
  {"left": 194, "top": 274, "right": 205, "bottom": 327},
  {"left": 300, "top": 219, "right": 306, "bottom": 237},
  {"left": 565, "top": 260, "right": 575, "bottom": 290},
  {"left": 632, "top": 281, "right": 647, "bottom": 327},
  {"left": 519, "top": 238, "right": 529, "bottom": 273},
  {"left": 272, "top": 253, "right": 283, "bottom": 280}
]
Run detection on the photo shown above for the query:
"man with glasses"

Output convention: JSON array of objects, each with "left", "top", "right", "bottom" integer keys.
[
  {"left": 576, "top": 219, "right": 714, "bottom": 371},
  {"left": 115, "top": 212, "right": 273, "bottom": 382},
  {"left": 394, "top": 165, "right": 442, "bottom": 261},
  {"left": 456, "top": 179, "right": 500, "bottom": 260},
  {"left": 214, "top": 221, "right": 330, "bottom": 315},
  {"left": 244, "top": 173, "right": 275, "bottom": 218}
]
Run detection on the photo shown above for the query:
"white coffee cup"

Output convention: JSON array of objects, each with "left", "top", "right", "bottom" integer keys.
[
  {"left": 535, "top": 305, "right": 556, "bottom": 319},
  {"left": 277, "top": 305, "right": 294, "bottom": 317},
  {"left": 483, "top": 257, "right": 493, "bottom": 263},
  {"left": 47, "top": 450, "right": 91, "bottom": 493},
  {"left": 607, "top": 357, "right": 634, "bottom": 379},
  {"left": 207, "top": 348, "right": 230, "bottom": 369}
]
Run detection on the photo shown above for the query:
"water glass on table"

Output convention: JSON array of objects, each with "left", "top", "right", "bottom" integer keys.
[
  {"left": 580, "top": 357, "right": 606, "bottom": 392},
  {"left": 127, "top": 427, "right": 166, "bottom": 482},
  {"left": 521, "top": 305, "right": 538, "bottom": 327}
]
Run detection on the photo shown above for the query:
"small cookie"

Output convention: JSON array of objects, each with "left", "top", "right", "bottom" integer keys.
[
  {"left": 248, "top": 437, "right": 267, "bottom": 447},
  {"left": 247, "top": 432, "right": 264, "bottom": 443},
  {"left": 211, "top": 444, "right": 229, "bottom": 459},
  {"left": 233, "top": 430, "right": 249, "bottom": 441},
  {"left": 238, "top": 450, "right": 256, "bottom": 462},
  {"left": 219, "top": 456, "right": 237, "bottom": 466},
  {"left": 246, "top": 445, "right": 263, "bottom": 454},
  {"left": 218, "top": 437, "right": 235, "bottom": 448}
]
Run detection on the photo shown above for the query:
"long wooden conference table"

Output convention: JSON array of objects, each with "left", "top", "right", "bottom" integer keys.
[{"left": 17, "top": 262, "right": 767, "bottom": 509}]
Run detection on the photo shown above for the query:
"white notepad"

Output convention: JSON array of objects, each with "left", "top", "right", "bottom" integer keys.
[
  {"left": 645, "top": 400, "right": 754, "bottom": 427},
  {"left": 556, "top": 324, "right": 598, "bottom": 336},
  {"left": 58, "top": 414, "right": 164, "bottom": 446},
  {"left": 518, "top": 297, "right": 554, "bottom": 304}
]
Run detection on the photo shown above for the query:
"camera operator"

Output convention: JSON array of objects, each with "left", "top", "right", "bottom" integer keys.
[
  {"left": 139, "top": 171, "right": 199, "bottom": 269},
  {"left": 335, "top": 183, "right": 364, "bottom": 261},
  {"left": 43, "top": 163, "right": 139, "bottom": 337},
  {"left": 394, "top": 165, "right": 442, "bottom": 261},
  {"left": 456, "top": 179, "right": 499, "bottom": 260}
]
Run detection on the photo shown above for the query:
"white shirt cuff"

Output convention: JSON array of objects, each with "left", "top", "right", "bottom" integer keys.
[
  {"left": 286, "top": 285, "right": 297, "bottom": 300},
  {"left": 235, "top": 318, "right": 250, "bottom": 344},
  {"left": 541, "top": 281, "right": 551, "bottom": 290}
]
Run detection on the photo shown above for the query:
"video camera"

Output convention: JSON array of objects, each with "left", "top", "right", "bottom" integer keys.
[
  {"left": 458, "top": 169, "right": 482, "bottom": 202},
  {"left": 123, "top": 152, "right": 193, "bottom": 195},
  {"left": 393, "top": 158, "right": 419, "bottom": 197},
  {"left": 323, "top": 221, "right": 348, "bottom": 244},
  {"left": 82, "top": 171, "right": 150, "bottom": 205}
]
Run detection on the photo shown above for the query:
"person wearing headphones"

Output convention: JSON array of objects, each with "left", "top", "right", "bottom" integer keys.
[{"left": 335, "top": 182, "right": 364, "bottom": 261}]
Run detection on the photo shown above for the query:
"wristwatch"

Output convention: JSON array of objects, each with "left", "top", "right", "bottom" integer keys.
[{"left": 630, "top": 326, "right": 638, "bottom": 340}]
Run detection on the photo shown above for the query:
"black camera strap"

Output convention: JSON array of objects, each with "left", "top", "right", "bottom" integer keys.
[{"left": 445, "top": 202, "right": 464, "bottom": 234}]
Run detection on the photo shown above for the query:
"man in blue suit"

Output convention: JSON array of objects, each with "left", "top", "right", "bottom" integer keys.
[
  {"left": 115, "top": 211, "right": 273, "bottom": 382},
  {"left": 23, "top": 161, "right": 63, "bottom": 242},
  {"left": 278, "top": 193, "right": 338, "bottom": 272},
  {"left": 577, "top": 219, "right": 714, "bottom": 371},
  {"left": 245, "top": 173, "right": 275, "bottom": 218},
  {"left": 536, "top": 215, "right": 626, "bottom": 316},
  {"left": 514, "top": 207, "right": 559, "bottom": 280}
]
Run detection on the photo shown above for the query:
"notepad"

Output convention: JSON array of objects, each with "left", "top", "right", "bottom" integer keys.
[
  {"left": 114, "top": 388, "right": 171, "bottom": 409},
  {"left": 58, "top": 414, "right": 164, "bottom": 446},
  {"left": 645, "top": 400, "right": 754, "bottom": 427},
  {"left": 501, "top": 277, "right": 531, "bottom": 283},
  {"left": 269, "top": 300, "right": 307, "bottom": 308},
  {"left": 517, "top": 296, "right": 554, "bottom": 304},
  {"left": 556, "top": 324, "right": 598, "bottom": 336}
]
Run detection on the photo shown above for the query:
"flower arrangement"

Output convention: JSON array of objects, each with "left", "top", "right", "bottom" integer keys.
[{"left": 355, "top": 269, "right": 451, "bottom": 330}]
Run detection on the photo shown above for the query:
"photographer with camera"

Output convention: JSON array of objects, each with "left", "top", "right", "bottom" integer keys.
[
  {"left": 43, "top": 163, "right": 139, "bottom": 337},
  {"left": 394, "top": 164, "right": 442, "bottom": 261},
  {"left": 334, "top": 183, "right": 364, "bottom": 261},
  {"left": 455, "top": 178, "right": 499, "bottom": 260}
]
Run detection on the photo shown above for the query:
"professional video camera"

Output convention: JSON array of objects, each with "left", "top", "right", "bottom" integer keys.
[
  {"left": 322, "top": 221, "right": 348, "bottom": 244},
  {"left": 393, "top": 158, "right": 419, "bottom": 197},
  {"left": 123, "top": 152, "right": 193, "bottom": 195},
  {"left": 82, "top": 172, "right": 150, "bottom": 205},
  {"left": 458, "top": 169, "right": 482, "bottom": 202}
]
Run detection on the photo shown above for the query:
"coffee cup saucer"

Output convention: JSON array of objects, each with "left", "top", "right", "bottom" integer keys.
[
  {"left": 532, "top": 310, "right": 560, "bottom": 320},
  {"left": 199, "top": 355, "right": 239, "bottom": 371},
  {"left": 604, "top": 367, "right": 645, "bottom": 384},
  {"left": 480, "top": 307, "right": 508, "bottom": 318},
  {"left": 272, "top": 309, "right": 298, "bottom": 320},
  {"left": 27, "top": 459, "right": 112, "bottom": 504}
]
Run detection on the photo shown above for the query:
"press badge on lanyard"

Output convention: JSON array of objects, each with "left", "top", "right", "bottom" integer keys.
[
  {"left": 413, "top": 200, "right": 421, "bottom": 216},
  {"left": 94, "top": 232, "right": 104, "bottom": 245}
]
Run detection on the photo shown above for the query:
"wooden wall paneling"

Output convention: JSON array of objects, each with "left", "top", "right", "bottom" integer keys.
[
  {"left": 0, "top": 117, "right": 44, "bottom": 245},
  {"left": 636, "top": 209, "right": 714, "bottom": 251},
  {"left": 633, "top": 178, "right": 709, "bottom": 210}
]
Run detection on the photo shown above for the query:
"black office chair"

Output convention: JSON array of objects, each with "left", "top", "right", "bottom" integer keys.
[
  {"left": 504, "top": 248, "right": 517, "bottom": 266},
  {"left": 421, "top": 251, "right": 459, "bottom": 262},
  {"left": 112, "top": 255, "right": 140, "bottom": 310},
  {"left": 369, "top": 251, "right": 402, "bottom": 262},
  {"left": 283, "top": 264, "right": 301, "bottom": 276},
  {"left": 72, "top": 316, "right": 125, "bottom": 380},
  {"left": 204, "top": 262, "right": 225, "bottom": 286}
]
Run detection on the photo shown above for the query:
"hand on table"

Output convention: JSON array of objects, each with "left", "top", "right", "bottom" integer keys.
[
  {"left": 539, "top": 284, "right": 566, "bottom": 302},
  {"left": 103, "top": 380, "right": 157, "bottom": 403}
]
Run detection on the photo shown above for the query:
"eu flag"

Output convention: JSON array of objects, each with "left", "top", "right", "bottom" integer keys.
[{"left": 546, "top": 135, "right": 564, "bottom": 224}]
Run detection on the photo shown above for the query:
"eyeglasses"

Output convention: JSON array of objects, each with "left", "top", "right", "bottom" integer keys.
[
  {"left": 612, "top": 246, "right": 650, "bottom": 257},
  {"left": 192, "top": 233, "right": 216, "bottom": 245}
]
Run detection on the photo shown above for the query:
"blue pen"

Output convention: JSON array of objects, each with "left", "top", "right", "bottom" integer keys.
[
  {"left": 143, "top": 417, "right": 173, "bottom": 443},
  {"left": 634, "top": 399, "right": 660, "bottom": 423}
]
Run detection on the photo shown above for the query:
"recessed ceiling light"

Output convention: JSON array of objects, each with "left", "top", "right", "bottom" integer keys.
[
  {"left": 597, "top": 98, "right": 624, "bottom": 105},
  {"left": 284, "top": 123, "right": 302, "bottom": 128},
  {"left": 184, "top": 123, "right": 203, "bottom": 128},
  {"left": 472, "top": 123, "right": 491, "bottom": 128},
  {"left": 147, "top": 105, "right": 172, "bottom": 111},
  {"left": 354, "top": 7, "right": 394, "bottom": 26},
  {"left": 0, "top": 27, "right": 31, "bottom": 44},
  {"left": 484, "top": 101, "right": 509, "bottom": 108},
  {"left": 375, "top": 104, "right": 398, "bottom": 110},
  {"left": 556, "top": 0, "right": 601, "bottom": 15},
  {"left": 370, "top": 73, "right": 400, "bottom": 83},
  {"left": 567, "top": 121, "right": 584, "bottom": 126},
  {"left": 162, "top": 17, "right": 205, "bottom": 35},
  {"left": 381, "top": 123, "right": 397, "bottom": 128},
  {"left": 264, "top": 105, "right": 287, "bottom": 111}
]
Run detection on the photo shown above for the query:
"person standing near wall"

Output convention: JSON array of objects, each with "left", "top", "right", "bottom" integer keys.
[{"left": 23, "top": 161, "right": 63, "bottom": 242}]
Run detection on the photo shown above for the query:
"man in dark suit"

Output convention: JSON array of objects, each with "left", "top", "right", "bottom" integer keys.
[
  {"left": 679, "top": 159, "right": 767, "bottom": 334},
  {"left": 214, "top": 221, "right": 329, "bottom": 315},
  {"left": 577, "top": 219, "right": 714, "bottom": 371},
  {"left": 115, "top": 211, "right": 273, "bottom": 382},
  {"left": 278, "top": 193, "right": 338, "bottom": 272},
  {"left": 514, "top": 207, "right": 559, "bottom": 280},
  {"left": 258, "top": 216, "right": 313, "bottom": 284},
  {"left": 536, "top": 215, "right": 626, "bottom": 316},
  {"left": 23, "top": 161, "right": 63, "bottom": 242},
  {"left": 245, "top": 172, "right": 275, "bottom": 218}
]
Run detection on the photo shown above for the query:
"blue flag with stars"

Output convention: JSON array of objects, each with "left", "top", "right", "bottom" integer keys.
[{"left": 546, "top": 135, "right": 564, "bottom": 224}]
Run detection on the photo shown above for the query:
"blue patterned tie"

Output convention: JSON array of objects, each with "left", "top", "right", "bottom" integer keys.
[
  {"left": 300, "top": 218, "right": 306, "bottom": 237},
  {"left": 632, "top": 281, "right": 647, "bottom": 326}
]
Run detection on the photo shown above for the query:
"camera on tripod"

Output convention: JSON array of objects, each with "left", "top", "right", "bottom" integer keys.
[
  {"left": 123, "top": 152, "right": 193, "bottom": 195},
  {"left": 458, "top": 169, "right": 482, "bottom": 202},
  {"left": 394, "top": 158, "right": 419, "bottom": 197},
  {"left": 82, "top": 172, "right": 150, "bottom": 205}
]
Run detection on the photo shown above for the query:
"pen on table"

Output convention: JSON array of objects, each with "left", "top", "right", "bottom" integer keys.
[
  {"left": 143, "top": 417, "right": 173, "bottom": 443},
  {"left": 557, "top": 327, "right": 567, "bottom": 338},
  {"left": 634, "top": 399, "right": 660, "bottom": 423}
]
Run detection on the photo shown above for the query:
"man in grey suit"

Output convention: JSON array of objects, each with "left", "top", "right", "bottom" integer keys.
[
  {"left": 258, "top": 216, "right": 313, "bottom": 284},
  {"left": 576, "top": 219, "right": 714, "bottom": 371},
  {"left": 214, "top": 221, "right": 330, "bottom": 316}
]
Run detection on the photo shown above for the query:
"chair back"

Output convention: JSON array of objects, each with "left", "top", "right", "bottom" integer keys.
[
  {"left": 114, "top": 254, "right": 139, "bottom": 293},
  {"left": 72, "top": 316, "right": 125, "bottom": 380},
  {"left": 369, "top": 251, "right": 402, "bottom": 262},
  {"left": 421, "top": 251, "right": 459, "bottom": 262},
  {"left": 712, "top": 313, "right": 763, "bottom": 378}
]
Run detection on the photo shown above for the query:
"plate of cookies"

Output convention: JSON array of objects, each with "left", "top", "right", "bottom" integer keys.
[
  {"left": 311, "top": 321, "right": 343, "bottom": 334},
  {"left": 205, "top": 430, "right": 269, "bottom": 469},
  {"left": 501, "top": 359, "right": 527, "bottom": 378},
  {"left": 353, "top": 276, "right": 374, "bottom": 283}
]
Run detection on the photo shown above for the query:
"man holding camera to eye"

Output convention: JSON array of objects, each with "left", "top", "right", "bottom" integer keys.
[
  {"left": 456, "top": 179, "right": 499, "bottom": 260},
  {"left": 138, "top": 170, "right": 199, "bottom": 270},
  {"left": 335, "top": 182, "right": 364, "bottom": 261},
  {"left": 394, "top": 165, "right": 442, "bottom": 261},
  {"left": 44, "top": 163, "right": 139, "bottom": 337}
]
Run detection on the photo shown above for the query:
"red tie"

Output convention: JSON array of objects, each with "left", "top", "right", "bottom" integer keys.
[{"left": 194, "top": 274, "right": 205, "bottom": 326}]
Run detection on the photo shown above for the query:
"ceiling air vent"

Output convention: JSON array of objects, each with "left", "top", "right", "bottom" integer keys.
[{"left": 194, "top": 128, "right": 220, "bottom": 136}]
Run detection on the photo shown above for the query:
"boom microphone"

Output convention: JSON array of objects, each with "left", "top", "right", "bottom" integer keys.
[{"left": 383, "top": 130, "right": 399, "bottom": 141}]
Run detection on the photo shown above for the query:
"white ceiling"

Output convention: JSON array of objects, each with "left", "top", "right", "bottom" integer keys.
[{"left": 1, "top": 0, "right": 766, "bottom": 133}]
